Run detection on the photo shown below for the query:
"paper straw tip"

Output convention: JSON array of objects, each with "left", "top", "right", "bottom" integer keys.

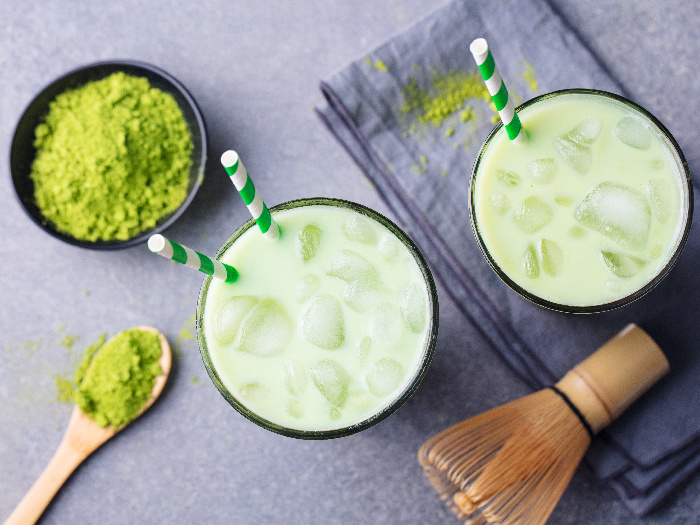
[
  {"left": 148, "top": 234, "right": 166, "bottom": 252},
  {"left": 221, "top": 150, "right": 239, "bottom": 168},
  {"left": 470, "top": 38, "right": 488, "bottom": 56}
]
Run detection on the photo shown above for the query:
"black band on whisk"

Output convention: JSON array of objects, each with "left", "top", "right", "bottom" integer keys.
[{"left": 548, "top": 385, "right": 595, "bottom": 440}]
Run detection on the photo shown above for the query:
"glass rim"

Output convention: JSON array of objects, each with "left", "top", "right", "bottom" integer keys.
[
  {"left": 469, "top": 88, "right": 694, "bottom": 314},
  {"left": 196, "top": 197, "right": 439, "bottom": 439}
]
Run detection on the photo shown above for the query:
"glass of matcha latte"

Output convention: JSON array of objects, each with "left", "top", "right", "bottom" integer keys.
[
  {"left": 197, "top": 198, "right": 439, "bottom": 439},
  {"left": 470, "top": 89, "right": 693, "bottom": 313}
]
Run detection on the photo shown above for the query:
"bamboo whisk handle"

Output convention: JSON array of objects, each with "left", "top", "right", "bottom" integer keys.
[{"left": 555, "top": 324, "right": 669, "bottom": 434}]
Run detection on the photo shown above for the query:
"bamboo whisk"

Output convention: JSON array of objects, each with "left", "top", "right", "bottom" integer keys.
[{"left": 418, "top": 324, "right": 669, "bottom": 525}]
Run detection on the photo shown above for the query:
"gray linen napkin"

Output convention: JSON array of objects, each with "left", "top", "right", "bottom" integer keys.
[{"left": 316, "top": 0, "right": 700, "bottom": 516}]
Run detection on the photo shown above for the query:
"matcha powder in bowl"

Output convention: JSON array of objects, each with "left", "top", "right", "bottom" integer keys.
[{"left": 10, "top": 61, "right": 207, "bottom": 249}]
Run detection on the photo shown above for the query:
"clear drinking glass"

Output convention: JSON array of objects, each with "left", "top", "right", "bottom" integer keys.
[
  {"left": 470, "top": 89, "right": 693, "bottom": 313},
  {"left": 197, "top": 197, "right": 439, "bottom": 439}
]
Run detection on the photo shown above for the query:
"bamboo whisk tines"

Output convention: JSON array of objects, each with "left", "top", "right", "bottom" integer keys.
[{"left": 418, "top": 324, "right": 669, "bottom": 525}]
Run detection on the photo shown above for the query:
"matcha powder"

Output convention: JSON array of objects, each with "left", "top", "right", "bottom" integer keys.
[
  {"left": 400, "top": 69, "right": 492, "bottom": 127},
  {"left": 60, "top": 329, "right": 163, "bottom": 428},
  {"left": 31, "top": 71, "right": 193, "bottom": 242}
]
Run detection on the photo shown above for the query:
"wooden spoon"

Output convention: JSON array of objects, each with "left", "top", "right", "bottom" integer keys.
[{"left": 4, "top": 326, "right": 172, "bottom": 525}]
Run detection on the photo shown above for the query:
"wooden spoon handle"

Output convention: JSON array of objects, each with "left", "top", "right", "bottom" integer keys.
[
  {"left": 4, "top": 407, "right": 114, "bottom": 525},
  {"left": 4, "top": 437, "right": 88, "bottom": 525}
]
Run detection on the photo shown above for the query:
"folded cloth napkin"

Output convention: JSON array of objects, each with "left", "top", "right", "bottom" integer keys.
[{"left": 316, "top": 0, "right": 700, "bottom": 516}]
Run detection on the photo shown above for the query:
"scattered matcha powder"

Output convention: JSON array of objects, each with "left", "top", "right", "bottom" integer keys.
[
  {"left": 364, "top": 58, "right": 389, "bottom": 72},
  {"left": 59, "top": 333, "right": 79, "bottom": 354},
  {"left": 522, "top": 60, "right": 539, "bottom": 94},
  {"left": 56, "top": 334, "right": 106, "bottom": 403},
  {"left": 31, "top": 71, "right": 193, "bottom": 242},
  {"left": 399, "top": 63, "right": 538, "bottom": 177},
  {"left": 174, "top": 313, "right": 197, "bottom": 358},
  {"left": 373, "top": 60, "right": 388, "bottom": 72},
  {"left": 400, "top": 69, "right": 491, "bottom": 128},
  {"left": 460, "top": 107, "right": 476, "bottom": 122},
  {"left": 56, "top": 329, "right": 162, "bottom": 428}
]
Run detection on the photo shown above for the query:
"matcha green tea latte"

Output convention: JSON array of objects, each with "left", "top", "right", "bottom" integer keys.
[
  {"left": 197, "top": 198, "right": 438, "bottom": 439},
  {"left": 470, "top": 90, "right": 693, "bottom": 312},
  {"left": 29, "top": 71, "right": 193, "bottom": 242}
]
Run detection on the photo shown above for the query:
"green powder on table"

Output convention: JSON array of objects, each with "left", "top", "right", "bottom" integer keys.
[
  {"left": 56, "top": 329, "right": 162, "bottom": 428},
  {"left": 30, "top": 71, "right": 193, "bottom": 242}
]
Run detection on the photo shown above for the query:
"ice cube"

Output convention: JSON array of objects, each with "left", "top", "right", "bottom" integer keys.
[
  {"left": 294, "top": 224, "right": 322, "bottom": 261},
  {"left": 214, "top": 296, "right": 258, "bottom": 345},
  {"left": 574, "top": 182, "right": 651, "bottom": 250},
  {"left": 514, "top": 197, "right": 553, "bottom": 233},
  {"left": 239, "top": 382, "right": 269, "bottom": 405},
  {"left": 575, "top": 119, "right": 603, "bottom": 143},
  {"left": 343, "top": 280, "right": 387, "bottom": 312},
  {"left": 612, "top": 116, "right": 652, "bottom": 150},
  {"left": 521, "top": 244, "right": 539, "bottom": 279},
  {"left": 300, "top": 294, "right": 345, "bottom": 350},
  {"left": 326, "top": 250, "right": 380, "bottom": 284},
  {"left": 647, "top": 178, "right": 673, "bottom": 224},
  {"left": 355, "top": 337, "right": 371, "bottom": 362},
  {"left": 538, "top": 239, "right": 563, "bottom": 276},
  {"left": 400, "top": 283, "right": 427, "bottom": 333},
  {"left": 348, "top": 390, "right": 372, "bottom": 410},
  {"left": 528, "top": 158, "right": 557, "bottom": 184},
  {"left": 238, "top": 299, "right": 292, "bottom": 356},
  {"left": 344, "top": 215, "right": 377, "bottom": 244},
  {"left": 364, "top": 358, "right": 404, "bottom": 397},
  {"left": 378, "top": 233, "right": 400, "bottom": 260},
  {"left": 285, "top": 398, "right": 304, "bottom": 419},
  {"left": 496, "top": 169, "right": 520, "bottom": 187},
  {"left": 554, "top": 119, "right": 601, "bottom": 174},
  {"left": 367, "top": 303, "right": 403, "bottom": 346},
  {"left": 489, "top": 192, "right": 510, "bottom": 215},
  {"left": 569, "top": 226, "right": 586, "bottom": 239},
  {"left": 600, "top": 250, "right": 647, "bottom": 278},
  {"left": 310, "top": 359, "right": 350, "bottom": 407},
  {"left": 296, "top": 274, "right": 321, "bottom": 302},
  {"left": 606, "top": 279, "right": 622, "bottom": 293},
  {"left": 281, "top": 360, "right": 307, "bottom": 395}
]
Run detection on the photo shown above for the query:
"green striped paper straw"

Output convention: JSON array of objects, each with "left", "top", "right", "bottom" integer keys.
[
  {"left": 148, "top": 234, "right": 239, "bottom": 283},
  {"left": 220, "top": 150, "right": 280, "bottom": 240},
  {"left": 470, "top": 38, "right": 526, "bottom": 143}
]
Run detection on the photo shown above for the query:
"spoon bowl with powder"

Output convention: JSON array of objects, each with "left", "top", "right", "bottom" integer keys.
[{"left": 4, "top": 326, "right": 172, "bottom": 525}]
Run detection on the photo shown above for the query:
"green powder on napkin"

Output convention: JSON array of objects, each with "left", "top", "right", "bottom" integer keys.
[
  {"left": 400, "top": 69, "right": 492, "bottom": 127},
  {"left": 30, "top": 71, "right": 193, "bottom": 242},
  {"left": 399, "top": 62, "right": 539, "bottom": 130},
  {"left": 56, "top": 329, "right": 162, "bottom": 427},
  {"left": 522, "top": 60, "right": 538, "bottom": 94},
  {"left": 365, "top": 58, "right": 389, "bottom": 72}
]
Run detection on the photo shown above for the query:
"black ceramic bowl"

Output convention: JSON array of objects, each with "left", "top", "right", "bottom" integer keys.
[{"left": 9, "top": 60, "right": 207, "bottom": 250}]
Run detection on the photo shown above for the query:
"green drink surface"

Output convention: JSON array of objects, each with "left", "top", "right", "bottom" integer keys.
[
  {"left": 472, "top": 92, "right": 689, "bottom": 308},
  {"left": 200, "top": 204, "right": 431, "bottom": 432}
]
